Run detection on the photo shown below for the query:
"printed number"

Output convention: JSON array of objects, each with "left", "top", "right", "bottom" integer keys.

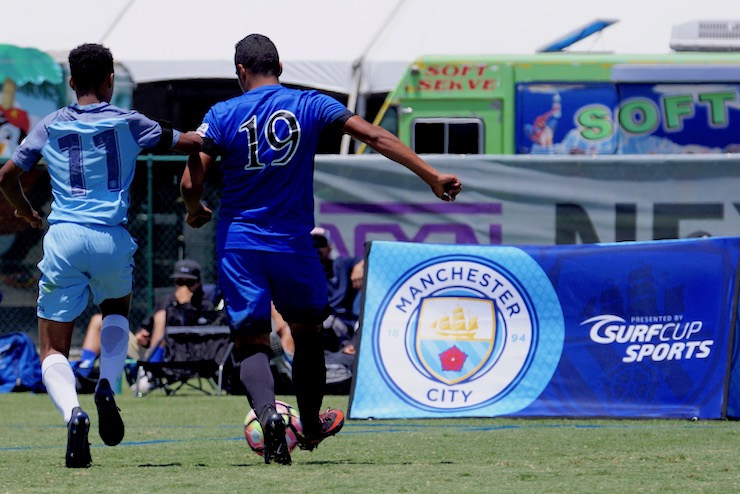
[
  {"left": 511, "top": 334, "right": 526, "bottom": 343},
  {"left": 239, "top": 116, "right": 263, "bottom": 169},
  {"left": 267, "top": 111, "right": 300, "bottom": 165},
  {"left": 238, "top": 110, "right": 300, "bottom": 169},
  {"left": 58, "top": 134, "right": 84, "bottom": 196},
  {"left": 93, "top": 130, "right": 122, "bottom": 192},
  {"left": 58, "top": 130, "right": 121, "bottom": 196}
]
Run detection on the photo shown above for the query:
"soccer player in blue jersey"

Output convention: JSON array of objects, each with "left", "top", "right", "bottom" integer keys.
[
  {"left": 0, "top": 43, "right": 202, "bottom": 468},
  {"left": 181, "top": 34, "right": 461, "bottom": 465}
]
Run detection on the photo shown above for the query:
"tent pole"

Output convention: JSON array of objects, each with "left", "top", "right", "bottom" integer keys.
[
  {"left": 340, "top": 0, "right": 409, "bottom": 155},
  {"left": 340, "top": 61, "right": 363, "bottom": 155},
  {"left": 99, "top": 0, "right": 137, "bottom": 44}
]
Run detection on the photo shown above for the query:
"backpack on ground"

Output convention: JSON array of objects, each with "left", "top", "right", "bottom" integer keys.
[{"left": 0, "top": 332, "right": 46, "bottom": 393}]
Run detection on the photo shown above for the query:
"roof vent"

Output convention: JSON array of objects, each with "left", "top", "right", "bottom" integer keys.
[{"left": 671, "top": 20, "right": 740, "bottom": 51}]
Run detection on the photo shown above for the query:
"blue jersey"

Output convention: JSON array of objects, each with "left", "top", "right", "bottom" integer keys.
[
  {"left": 197, "top": 85, "right": 352, "bottom": 252},
  {"left": 11, "top": 102, "right": 176, "bottom": 226}
]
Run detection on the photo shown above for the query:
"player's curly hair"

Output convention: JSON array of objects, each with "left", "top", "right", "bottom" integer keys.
[
  {"left": 234, "top": 34, "right": 281, "bottom": 77},
  {"left": 68, "top": 43, "right": 114, "bottom": 93}
]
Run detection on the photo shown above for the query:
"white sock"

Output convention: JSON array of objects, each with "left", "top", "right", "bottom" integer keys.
[
  {"left": 98, "top": 314, "right": 129, "bottom": 389},
  {"left": 42, "top": 354, "right": 80, "bottom": 423}
]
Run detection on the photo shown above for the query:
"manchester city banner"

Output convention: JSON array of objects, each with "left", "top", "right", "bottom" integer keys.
[{"left": 348, "top": 237, "right": 740, "bottom": 419}]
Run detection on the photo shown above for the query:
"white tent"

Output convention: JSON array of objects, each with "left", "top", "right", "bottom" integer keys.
[
  {"left": 4, "top": 0, "right": 739, "bottom": 95},
  {"left": 3, "top": 0, "right": 403, "bottom": 93}
]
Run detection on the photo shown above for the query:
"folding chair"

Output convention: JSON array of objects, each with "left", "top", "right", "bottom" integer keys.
[{"left": 135, "top": 324, "right": 234, "bottom": 397}]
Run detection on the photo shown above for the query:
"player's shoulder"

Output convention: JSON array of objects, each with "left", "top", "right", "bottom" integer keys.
[
  {"left": 103, "top": 105, "right": 161, "bottom": 131},
  {"left": 100, "top": 102, "right": 129, "bottom": 113},
  {"left": 282, "top": 86, "right": 329, "bottom": 101},
  {"left": 36, "top": 108, "right": 65, "bottom": 127},
  {"left": 55, "top": 103, "right": 144, "bottom": 125},
  {"left": 207, "top": 94, "right": 245, "bottom": 118},
  {"left": 273, "top": 86, "right": 343, "bottom": 114},
  {"left": 98, "top": 103, "right": 144, "bottom": 120}
]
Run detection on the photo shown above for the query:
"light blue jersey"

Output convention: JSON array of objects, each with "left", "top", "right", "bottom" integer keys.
[
  {"left": 11, "top": 102, "right": 179, "bottom": 321},
  {"left": 11, "top": 102, "right": 179, "bottom": 226}
]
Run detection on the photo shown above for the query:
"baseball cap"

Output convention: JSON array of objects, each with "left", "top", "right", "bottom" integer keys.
[
  {"left": 171, "top": 259, "right": 201, "bottom": 280},
  {"left": 310, "top": 227, "right": 329, "bottom": 248}
]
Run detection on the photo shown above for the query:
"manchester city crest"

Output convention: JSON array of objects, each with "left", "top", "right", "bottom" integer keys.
[
  {"left": 370, "top": 251, "right": 564, "bottom": 414},
  {"left": 416, "top": 297, "right": 496, "bottom": 385}
]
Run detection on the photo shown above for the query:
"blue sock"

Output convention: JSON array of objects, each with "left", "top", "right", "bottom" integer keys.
[
  {"left": 76, "top": 348, "right": 98, "bottom": 377},
  {"left": 149, "top": 346, "right": 165, "bottom": 363}
]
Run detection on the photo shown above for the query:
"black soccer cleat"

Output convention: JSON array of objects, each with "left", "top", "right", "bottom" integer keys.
[
  {"left": 94, "top": 378, "right": 124, "bottom": 446},
  {"left": 66, "top": 407, "right": 91, "bottom": 468},
  {"left": 262, "top": 411, "right": 291, "bottom": 465},
  {"left": 298, "top": 408, "right": 345, "bottom": 451}
]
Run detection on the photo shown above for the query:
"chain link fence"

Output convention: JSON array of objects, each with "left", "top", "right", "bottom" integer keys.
[{"left": 0, "top": 156, "right": 221, "bottom": 347}]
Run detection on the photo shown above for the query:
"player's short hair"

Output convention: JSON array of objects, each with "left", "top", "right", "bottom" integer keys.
[
  {"left": 68, "top": 43, "right": 114, "bottom": 93},
  {"left": 234, "top": 34, "right": 281, "bottom": 77}
]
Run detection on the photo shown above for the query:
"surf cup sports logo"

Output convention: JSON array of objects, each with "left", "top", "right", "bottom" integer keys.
[{"left": 373, "top": 253, "right": 564, "bottom": 414}]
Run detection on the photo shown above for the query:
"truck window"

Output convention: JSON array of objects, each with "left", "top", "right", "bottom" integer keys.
[{"left": 412, "top": 118, "right": 484, "bottom": 154}]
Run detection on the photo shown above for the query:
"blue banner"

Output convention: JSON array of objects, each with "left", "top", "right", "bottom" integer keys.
[
  {"left": 514, "top": 82, "right": 740, "bottom": 155},
  {"left": 349, "top": 237, "right": 740, "bottom": 419}
]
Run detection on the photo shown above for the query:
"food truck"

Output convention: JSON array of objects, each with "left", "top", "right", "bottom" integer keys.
[{"left": 361, "top": 53, "right": 740, "bottom": 155}]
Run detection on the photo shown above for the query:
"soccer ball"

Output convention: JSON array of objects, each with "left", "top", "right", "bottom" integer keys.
[{"left": 243, "top": 400, "right": 303, "bottom": 456}]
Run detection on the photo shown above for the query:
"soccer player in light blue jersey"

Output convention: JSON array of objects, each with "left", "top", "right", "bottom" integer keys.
[
  {"left": 181, "top": 34, "right": 461, "bottom": 465},
  {"left": 0, "top": 43, "right": 202, "bottom": 468}
]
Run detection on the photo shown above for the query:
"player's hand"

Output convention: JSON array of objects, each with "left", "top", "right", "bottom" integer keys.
[
  {"left": 14, "top": 208, "right": 43, "bottom": 228},
  {"left": 432, "top": 174, "right": 462, "bottom": 202},
  {"left": 186, "top": 204, "right": 213, "bottom": 228}
]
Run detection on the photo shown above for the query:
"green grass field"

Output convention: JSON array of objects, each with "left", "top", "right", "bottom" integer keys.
[{"left": 0, "top": 390, "right": 738, "bottom": 493}]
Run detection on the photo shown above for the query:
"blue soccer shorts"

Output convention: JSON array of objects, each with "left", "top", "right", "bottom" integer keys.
[
  {"left": 37, "top": 223, "right": 137, "bottom": 322},
  {"left": 218, "top": 248, "right": 329, "bottom": 332}
]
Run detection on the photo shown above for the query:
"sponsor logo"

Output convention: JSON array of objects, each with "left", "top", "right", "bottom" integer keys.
[{"left": 582, "top": 314, "right": 713, "bottom": 363}]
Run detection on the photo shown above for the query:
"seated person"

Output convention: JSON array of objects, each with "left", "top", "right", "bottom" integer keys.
[
  {"left": 311, "top": 227, "right": 363, "bottom": 355},
  {"left": 266, "top": 228, "right": 364, "bottom": 394},
  {"left": 73, "top": 259, "right": 221, "bottom": 390}
]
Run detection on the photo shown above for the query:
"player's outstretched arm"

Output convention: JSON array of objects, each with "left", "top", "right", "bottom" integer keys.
[
  {"left": 172, "top": 131, "right": 203, "bottom": 154},
  {"left": 342, "top": 115, "right": 462, "bottom": 202},
  {"left": 0, "top": 160, "right": 43, "bottom": 228},
  {"left": 180, "top": 151, "right": 214, "bottom": 228}
]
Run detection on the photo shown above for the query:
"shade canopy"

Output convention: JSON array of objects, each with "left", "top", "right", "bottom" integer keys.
[{"left": 1, "top": 0, "right": 736, "bottom": 95}]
